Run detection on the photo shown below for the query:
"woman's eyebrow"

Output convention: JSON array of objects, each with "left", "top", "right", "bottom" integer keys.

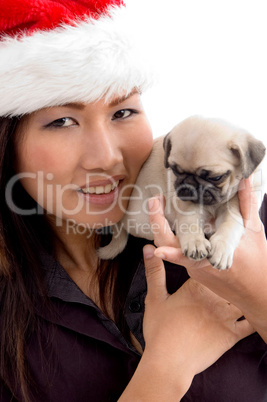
[
  {"left": 57, "top": 90, "right": 139, "bottom": 110},
  {"left": 109, "top": 89, "right": 139, "bottom": 107},
  {"left": 59, "top": 102, "right": 86, "bottom": 110}
]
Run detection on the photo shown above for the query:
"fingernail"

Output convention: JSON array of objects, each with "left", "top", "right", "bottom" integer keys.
[
  {"left": 148, "top": 197, "right": 162, "bottom": 214},
  {"left": 148, "top": 198, "right": 154, "bottom": 210},
  {"left": 148, "top": 197, "right": 160, "bottom": 211},
  {"left": 249, "top": 174, "right": 254, "bottom": 185},
  {"left": 154, "top": 250, "right": 166, "bottom": 260},
  {"left": 143, "top": 245, "right": 155, "bottom": 259}
]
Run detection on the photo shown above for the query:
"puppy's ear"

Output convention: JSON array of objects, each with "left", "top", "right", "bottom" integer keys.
[
  {"left": 163, "top": 133, "right": 172, "bottom": 168},
  {"left": 228, "top": 134, "right": 266, "bottom": 178}
]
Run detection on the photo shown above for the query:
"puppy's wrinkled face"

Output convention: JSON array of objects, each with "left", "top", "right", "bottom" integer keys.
[
  {"left": 164, "top": 116, "right": 266, "bottom": 206},
  {"left": 170, "top": 165, "right": 232, "bottom": 205}
]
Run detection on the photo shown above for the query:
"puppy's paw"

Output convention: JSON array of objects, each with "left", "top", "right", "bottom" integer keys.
[
  {"left": 208, "top": 236, "right": 234, "bottom": 270},
  {"left": 180, "top": 235, "right": 211, "bottom": 261}
]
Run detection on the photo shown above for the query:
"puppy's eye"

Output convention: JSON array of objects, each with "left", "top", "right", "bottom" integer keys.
[
  {"left": 170, "top": 163, "right": 184, "bottom": 175},
  {"left": 209, "top": 175, "right": 224, "bottom": 182}
]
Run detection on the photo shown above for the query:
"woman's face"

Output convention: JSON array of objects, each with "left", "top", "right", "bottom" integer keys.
[{"left": 15, "top": 91, "right": 153, "bottom": 233}]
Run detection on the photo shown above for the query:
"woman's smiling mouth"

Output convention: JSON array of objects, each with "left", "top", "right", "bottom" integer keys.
[
  {"left": 80, "top": 180, "right": 119, "bottom": 195},
  {"left": 77, "top": 178, "right": 124, "bottom": 207}
]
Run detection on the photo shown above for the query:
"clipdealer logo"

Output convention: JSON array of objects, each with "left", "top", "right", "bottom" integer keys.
[{"left": 5, "top": 170, "right": 264, "bottom": 232}]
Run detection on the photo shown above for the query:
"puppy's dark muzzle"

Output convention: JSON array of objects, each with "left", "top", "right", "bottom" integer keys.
[{"left": 175, "top": 182, "right": 218, "bottom": 205}]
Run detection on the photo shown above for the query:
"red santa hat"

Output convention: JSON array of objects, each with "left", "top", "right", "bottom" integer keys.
[{"left": 0, "top": 0, "right": 151, "bottom": 117}]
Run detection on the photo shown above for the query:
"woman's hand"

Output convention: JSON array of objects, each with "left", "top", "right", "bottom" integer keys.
[
  {"left": 120, "top": 246, "right": 254, "bottom": 401},
  {"left": 143, "top": 244, "right": 254, "bottom": 374},
  {"left": 149, "top": 179, "right": 267, "bottom": 342}
]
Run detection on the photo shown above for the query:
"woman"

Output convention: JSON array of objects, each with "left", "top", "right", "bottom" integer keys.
[{"left": 0, "top": 0, "right": 266, "bottom": 401}]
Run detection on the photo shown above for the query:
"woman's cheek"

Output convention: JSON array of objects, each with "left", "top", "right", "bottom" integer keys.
[{"left": 131, "top": 125, "right": 153, "bottom": 167}]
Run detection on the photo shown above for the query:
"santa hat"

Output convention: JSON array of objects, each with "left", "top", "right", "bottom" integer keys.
[{"left": 0, "top": 0, "right": 151, "bottom": 117}]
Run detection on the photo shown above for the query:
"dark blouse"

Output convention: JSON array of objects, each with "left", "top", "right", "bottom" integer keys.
[{"left": 1, "top": 196, "right": 267, "bottom": 401}]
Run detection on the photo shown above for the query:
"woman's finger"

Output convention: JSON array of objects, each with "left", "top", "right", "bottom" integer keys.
[
  {"left": 238, "top": 178, "right": 263, "bottom": 232},
  {"left": 148, "top": 195, "right": 180, "bottom": 248},
  {"left": 235, "top": 319, "right": 255, "bottom": 341},
  {"left": 154, "top": 245, "right": 201, "bottom": 269},
  {"left": 143, "top": 244, "right": 168, "bottom": 302}
]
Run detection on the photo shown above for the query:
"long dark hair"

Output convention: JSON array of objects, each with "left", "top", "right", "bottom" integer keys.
[
  {"left": 0, "top": 116, "right": 134, "bottom": 401},
  {"left": 0, "top": 116, "right": 52, "bottom": 400}
]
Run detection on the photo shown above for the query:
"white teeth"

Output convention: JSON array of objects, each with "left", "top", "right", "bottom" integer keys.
[
  {"left": 96, "top": 186, "right": 104, "bottom": 194},
  {"left": 104, "top": 184, "right": 112, "bottom": 193},
  {"left": 81, "top": 180, "right": 119, "bottom": 195}
]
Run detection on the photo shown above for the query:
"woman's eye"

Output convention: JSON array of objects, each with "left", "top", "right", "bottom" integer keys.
[
  {"left": 112, "top": 109, "right": 137, "bottom": 120},
  {"left": 46, "top": 117, "right": 77, "bottom": 128}
]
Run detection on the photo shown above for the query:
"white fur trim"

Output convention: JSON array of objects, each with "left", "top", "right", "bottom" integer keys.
[{"left": 0, "top": 8, "right": 152, "bottom": 117}]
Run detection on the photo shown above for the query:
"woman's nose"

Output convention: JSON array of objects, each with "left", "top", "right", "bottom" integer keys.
[{"left": 80, "top": 125, "right": 123, "bottom": 171}]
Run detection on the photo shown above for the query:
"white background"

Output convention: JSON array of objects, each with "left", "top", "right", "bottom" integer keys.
[{"left": 125, "top": 0, "right": 267, "bottom": 145}]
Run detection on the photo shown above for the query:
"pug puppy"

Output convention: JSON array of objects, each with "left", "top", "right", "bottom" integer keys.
[{"left": 98, "top": 116, "right": 266, "bottom": 270}]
